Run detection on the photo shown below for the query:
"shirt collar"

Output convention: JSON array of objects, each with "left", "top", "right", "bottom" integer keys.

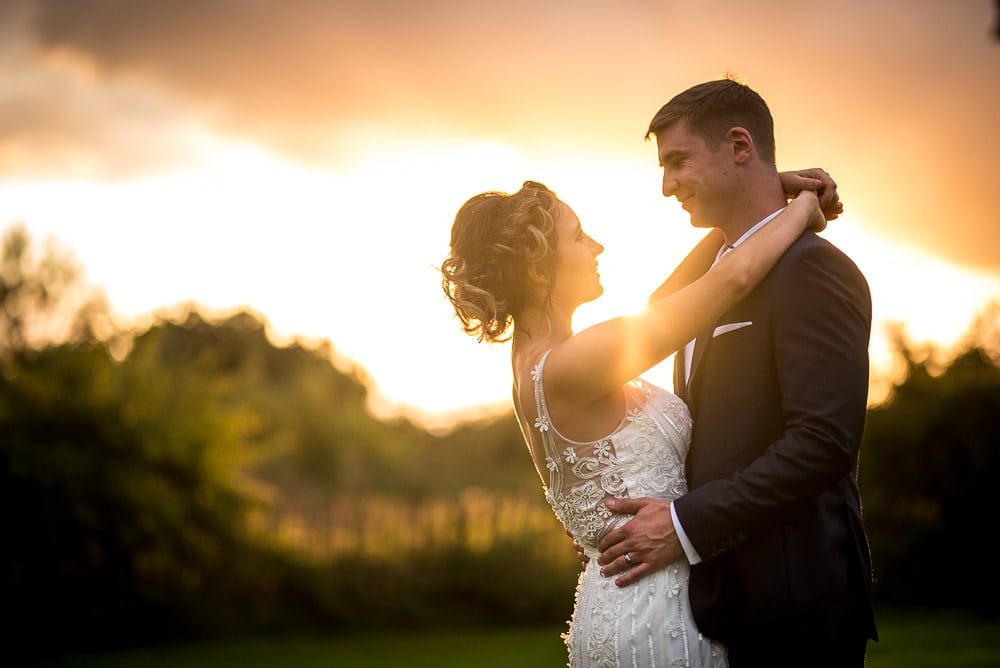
[{"left": 716, "top": 206, "right": 787, "bottom": 263}]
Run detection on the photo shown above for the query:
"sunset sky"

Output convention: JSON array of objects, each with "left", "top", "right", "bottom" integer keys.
[{"left": 1, "top": 0, "right": 998, "bottom": 430}]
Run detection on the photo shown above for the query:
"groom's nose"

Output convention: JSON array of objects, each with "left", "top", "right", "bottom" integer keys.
[{"left": 662, "top": 171, "right": 678, "bottom": 198}]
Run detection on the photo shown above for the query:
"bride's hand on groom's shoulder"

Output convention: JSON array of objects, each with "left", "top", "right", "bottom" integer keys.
[
  {"left": 596, "top": 497, "right": 684, "bottom": 588},
  {"left": 791, "top": 190, "right": 828, "bottom": 234},
  {"left": 779, "top": 168, "right": 843, "bottom": 222}
]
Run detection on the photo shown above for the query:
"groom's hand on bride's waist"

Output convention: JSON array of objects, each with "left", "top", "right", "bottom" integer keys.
[{"left": 597, "top": 497, "right": 684, "bottom": 588}]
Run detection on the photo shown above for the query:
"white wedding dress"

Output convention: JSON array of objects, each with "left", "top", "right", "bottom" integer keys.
[{"left": 528, "top": 350, "right": 727, "bottom": 668}]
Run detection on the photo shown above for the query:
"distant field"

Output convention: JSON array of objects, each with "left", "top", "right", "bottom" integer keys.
[{"left": 23, "top": 609, "right": 1000, "bottom": 668}]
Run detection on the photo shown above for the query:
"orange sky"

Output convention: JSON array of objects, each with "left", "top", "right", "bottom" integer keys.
[{"left": 1, "top": 0, "right": 998, "bottom": 429}]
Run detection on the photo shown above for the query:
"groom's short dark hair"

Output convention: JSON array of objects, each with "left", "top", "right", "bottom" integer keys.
[{"left": 646, "top": 78, "right": 777, "bottom": 166}]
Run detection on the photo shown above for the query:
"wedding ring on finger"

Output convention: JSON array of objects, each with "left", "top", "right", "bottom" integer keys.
[{"left": 623, "top": 552, "right": 633, "bottom": 566}]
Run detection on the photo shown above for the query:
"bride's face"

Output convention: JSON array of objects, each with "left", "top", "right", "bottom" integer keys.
[{"left": 550, "top": 201, "right": 605, "bottom": 308}]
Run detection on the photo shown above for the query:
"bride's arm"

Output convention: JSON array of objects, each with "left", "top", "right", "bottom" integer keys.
[
  {"left": 646, "top": 229, "right": 724, "bottom": 304},
  {"left": 543, "top": 191, "right": 823, "bottom": 401}
]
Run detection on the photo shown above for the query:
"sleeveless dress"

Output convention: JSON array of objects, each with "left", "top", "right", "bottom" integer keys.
[{"left": 529, "top": 350, "right": 727, "bottom": 668}]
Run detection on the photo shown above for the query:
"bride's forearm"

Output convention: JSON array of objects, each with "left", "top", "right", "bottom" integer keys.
[
  {"left": 715, "top": 192, "right": 818, "bottom": 299},
  {"left": 648, "top": 229, "right": 725, "bottom": 304}
]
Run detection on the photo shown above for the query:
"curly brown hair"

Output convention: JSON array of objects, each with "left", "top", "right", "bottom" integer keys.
[{"left": 441, "top": 181, "right": 561, "bottom": 343}]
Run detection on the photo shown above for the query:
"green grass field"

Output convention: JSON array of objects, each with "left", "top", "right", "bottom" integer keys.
[
  {"left": 24, "top": 609, "right": 1000, "bottom": 668},
  {"left": 864, "top": 609, "right": 1000, "bottom": 668}
]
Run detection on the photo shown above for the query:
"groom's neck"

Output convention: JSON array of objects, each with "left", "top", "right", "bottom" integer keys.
[{"left": 718, "top": 173, "right": 786, "bottom": 244}]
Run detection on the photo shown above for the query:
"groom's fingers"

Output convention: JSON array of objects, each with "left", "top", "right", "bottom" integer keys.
[
  {"left": 598, "top": 496, "right": 685, "bottom": 586},
  {"left": 596, "top": 527, "right": 627, "bottom": 566},
  {"left": 822, "top": 198, "right": 844, "bottom": 221},
  {"left": 801, "top": 167, "right": 844, "bottom": 220},
  {"left": 801, "top": 167, "right": 837, "bottom": 193},
  {"left": 598, "top": 550, "right": 631, "bottom": 579},
  {"left": 604, "top": 497, "right": 648, "bottom": 516},
  {"left": 596, "top": 497, "right": 652, "bottom": 564},
  {"left": 614, "top": 561, "right": 652, "bottom": 588},
  {"left": 608, "top": 541, "right": 682, "bottom": 587}
]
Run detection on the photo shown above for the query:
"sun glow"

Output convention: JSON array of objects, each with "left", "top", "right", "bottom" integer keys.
[{"left": 2, "top": 137, "right": 998, "bottom": 430}]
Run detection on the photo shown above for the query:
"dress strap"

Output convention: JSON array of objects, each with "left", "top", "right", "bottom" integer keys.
[
  {"left": 531, "top": 348, "right": 554, "bottom": 433},
  {"left": 530, "top": 348, "right": 562, "bottom": 493}
]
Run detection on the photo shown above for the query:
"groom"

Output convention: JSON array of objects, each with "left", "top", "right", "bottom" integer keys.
[{"left": 597, "top": 79, "right": 878, "bottom": 666}]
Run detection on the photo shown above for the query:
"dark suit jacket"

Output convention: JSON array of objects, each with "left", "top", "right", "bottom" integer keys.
[{"left": 672, "top": 231, "right": 878, "bottom": 658}]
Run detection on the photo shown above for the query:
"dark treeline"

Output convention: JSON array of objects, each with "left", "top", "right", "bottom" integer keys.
[
  {"left": 1, "top": 225, "right": 998, "bottom": 657},
  {"left": 861, "top": 310, "right": 1000, "bottom": 611},
  {"left": 0, "top": 225, "right": 575, "bottom": 658}
]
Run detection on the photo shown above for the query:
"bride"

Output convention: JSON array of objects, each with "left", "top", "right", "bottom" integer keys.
[{"left": 441, "top": 176, "right": 829, "bottom": 667}]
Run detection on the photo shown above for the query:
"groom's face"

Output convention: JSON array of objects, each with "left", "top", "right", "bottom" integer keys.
[{"left": 654, "top": 119, "right": 734, "bottom": 230}]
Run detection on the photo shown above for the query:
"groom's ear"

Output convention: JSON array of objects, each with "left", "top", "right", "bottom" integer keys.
[{"left": 726, "top": 127, "right": 754, "bottom": 164}]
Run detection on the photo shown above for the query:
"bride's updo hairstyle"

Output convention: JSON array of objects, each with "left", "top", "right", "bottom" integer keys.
[{"left": 441, "top": 181, "right": 561, "bottom": 343}]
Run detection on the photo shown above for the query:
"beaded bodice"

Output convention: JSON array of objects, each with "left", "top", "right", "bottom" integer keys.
[{"left": 529, "top": 350, "right": 693, "bottom": 556}]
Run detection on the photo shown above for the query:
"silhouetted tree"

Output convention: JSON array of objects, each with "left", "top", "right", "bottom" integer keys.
[
  {"left": 861, "top": 306, "right": 1000, "bottom": 612},
  {"left": 0, "top": 224, "right": 112, "bottom": 359}
]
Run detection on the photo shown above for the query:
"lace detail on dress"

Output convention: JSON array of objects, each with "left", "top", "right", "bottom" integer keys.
[
  {"left": 531, "top": 351, "right": 692, "bottom": 553},
  {"left": 529, "top": 350, "right": 726, "bottom": 668}
]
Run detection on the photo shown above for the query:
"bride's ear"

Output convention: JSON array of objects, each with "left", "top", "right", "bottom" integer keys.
[{"left": 526, "top": 266, "right": 550, "bottom": 298}]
